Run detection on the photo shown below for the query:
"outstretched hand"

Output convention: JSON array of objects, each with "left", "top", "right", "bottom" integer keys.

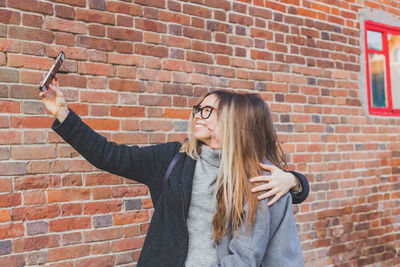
[
  {"left": 39, "top": 78, "right": 69, "bottom": 123},
  {"left": 250, "top": 163, "right": 298, "bottom": 206}
]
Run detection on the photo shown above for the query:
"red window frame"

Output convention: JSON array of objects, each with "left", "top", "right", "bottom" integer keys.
[{"left": 365, "top": 20, "right": 400, "bottom": 116}]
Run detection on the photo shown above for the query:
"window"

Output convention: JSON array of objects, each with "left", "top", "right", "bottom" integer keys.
[{"left": 365, "top": 20, "right": 400, "bottom": 116}]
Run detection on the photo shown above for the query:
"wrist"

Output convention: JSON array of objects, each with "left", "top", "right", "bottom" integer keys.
[
  {"left": 288, "top": 172, "right": 300, "bottom": 191},
  {"left": 56, "top": 107, "right": 69, "bottom": 123}
]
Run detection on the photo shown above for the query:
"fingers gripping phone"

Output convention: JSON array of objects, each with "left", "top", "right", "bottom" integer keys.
[{"left": 39, "top": 51, "right": 65, "bottom": 91}]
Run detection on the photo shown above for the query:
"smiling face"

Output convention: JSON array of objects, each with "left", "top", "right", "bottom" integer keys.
[{"left": 193, "top": 94, "right": 221, "bottom": 149}]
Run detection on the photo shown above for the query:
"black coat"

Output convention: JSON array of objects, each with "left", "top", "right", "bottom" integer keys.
[{"left": 52, "top": 109, "right": 309, "bottom": 267}]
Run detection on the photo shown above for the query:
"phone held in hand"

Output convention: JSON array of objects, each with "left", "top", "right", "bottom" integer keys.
[{"left": 39, "top": 51, "right": 65, "bottom": 91}]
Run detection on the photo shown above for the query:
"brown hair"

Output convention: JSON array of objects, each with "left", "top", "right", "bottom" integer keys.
[{"left": 181, "top": 90, "right": 287, "bottom": 241}]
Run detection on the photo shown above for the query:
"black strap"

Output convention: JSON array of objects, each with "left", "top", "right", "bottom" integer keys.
[{"left": 161, "top": 152, "right": 182, "bottom": 191}]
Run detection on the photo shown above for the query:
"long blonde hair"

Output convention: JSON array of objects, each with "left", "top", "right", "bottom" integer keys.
[{"left": 181, "top": 90, "right": 287, "bottom": 241}]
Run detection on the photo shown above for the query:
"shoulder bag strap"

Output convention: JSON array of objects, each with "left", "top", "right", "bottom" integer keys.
[{"left": 161, "top": 152, "right": 182, "bottom": 191}]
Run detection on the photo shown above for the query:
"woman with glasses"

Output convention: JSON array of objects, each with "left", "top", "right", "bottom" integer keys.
[{"left": 40, "top": 82, "right": 308, "bottom": 266}]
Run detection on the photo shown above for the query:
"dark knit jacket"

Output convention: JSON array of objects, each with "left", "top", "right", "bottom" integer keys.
[{"left": 52, "top": 109, "right": 309, "bottom": 267}]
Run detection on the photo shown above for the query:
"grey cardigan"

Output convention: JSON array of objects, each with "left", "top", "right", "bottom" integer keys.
[{"left": 214, "top": 193, "right": 304, "bottom": 266}]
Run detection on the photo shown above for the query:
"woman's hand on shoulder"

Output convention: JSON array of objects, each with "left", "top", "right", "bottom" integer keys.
[
  {"left": 39, "top": 77, "right": 69, "bottom": 123},
  {"left": 250, "top": 163, "right": 298, "bottom": 206}
]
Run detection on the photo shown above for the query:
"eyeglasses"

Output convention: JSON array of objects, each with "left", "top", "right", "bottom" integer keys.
[{"left": 192, "top": 105, "right": 216, "bottom": 119}]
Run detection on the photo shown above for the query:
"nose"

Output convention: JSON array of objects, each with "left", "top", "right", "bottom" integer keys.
[{"left": 193, "top": 110, "right": 202, "bottom": 119}]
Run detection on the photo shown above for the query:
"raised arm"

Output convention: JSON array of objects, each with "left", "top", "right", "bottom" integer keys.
[{"left": 40, "top": 80, "right": 180, "bottom": 194}]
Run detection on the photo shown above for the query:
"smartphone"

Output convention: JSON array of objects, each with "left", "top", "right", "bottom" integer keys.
[{"left": 39, "top": 51, "right": 65, "bottom": 91}]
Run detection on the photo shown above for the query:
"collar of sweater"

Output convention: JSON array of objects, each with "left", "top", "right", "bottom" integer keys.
[{"left": 200, "top": 144, "right": 221, "bottom": 168}]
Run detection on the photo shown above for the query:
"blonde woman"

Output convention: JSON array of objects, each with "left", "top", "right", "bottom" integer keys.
[{"left": 40, "top": 82, "right": 308, "bottom": 266}]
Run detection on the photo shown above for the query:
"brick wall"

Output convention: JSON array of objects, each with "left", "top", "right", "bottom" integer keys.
[{"left": 0, "top": 0, "right": 399, "bottom": 266}]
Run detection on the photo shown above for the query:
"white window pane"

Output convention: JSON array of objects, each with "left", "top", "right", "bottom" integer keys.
[
  {"left": 369, "top": 53, "right": 387, "bottom": 108},
  {"left": 367, "top": 30, "right": 383, "bottom": 51},
  {"left": 388, "top": 34, "right": 400, "bottom": 109}
]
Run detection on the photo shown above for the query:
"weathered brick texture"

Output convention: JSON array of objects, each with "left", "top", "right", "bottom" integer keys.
[{"left": 0, "top": 0, "right": 399, "bottom": 266}]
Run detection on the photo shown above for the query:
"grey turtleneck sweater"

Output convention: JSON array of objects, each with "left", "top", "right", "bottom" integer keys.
[{"left": 184, "top": 145, "right": 220, "bottom": 267}]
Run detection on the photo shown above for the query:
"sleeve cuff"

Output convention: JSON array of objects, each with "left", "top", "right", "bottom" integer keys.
[{"left": 51, "top": 108, "right": 81, "bottom": 141}]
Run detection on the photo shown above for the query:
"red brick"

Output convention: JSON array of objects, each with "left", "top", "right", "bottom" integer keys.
[
  {"left": 106, "top": 1, "right": 142, "bottom": 16},
  {"left": 0, "top": 209, "right": 11, "bottom": 222},
  {"left": 92, "top": 187, "right": 112, "bottom": 199},
  {"left": 135, "top": 44, "right": 168, "bottom": 58},
  {"left": 229, "top": 13, "right": 253, "bottom": 26},
  {"left": 0, "top": 255, "right": 25, "bottom": 266},
  {"left": 8, "top": 54, "right": 53, "bottom": 70},
  {"left": 57, "top": 74, "right": 87, "bottom": 88},
  {"left": 11, "top": 116, "right": 54, "bottom": 129},
  {"left": 15, "top": 175, "right": 60, "bottom": 190},
  {"left": 48, "top": 188, "right": 90, "bottom": 203},
  {"left": 109, "top": 79, "right": 145, "bottom": 92},
  {"left": 85, "top": 173, "right": 124, "bottom": 186},
  {"left": 82, "top": 118, "right": 120, "bottom": 131},
  {"left": 13, "top": 205, "right": 59, "bottom": 221},
  {"left": 108, "top": 53, "right": 144, "bottom": 66},
  {"left": 62, "top": 232, "right": 81, "bottom": 245},
  {"left": 163, "top": 108, "right": 191, "bottom": 119},
  {"left": 159, "top": 10, "right": 190, "bottom": 25},
  {"left": 136, "top": 18, "right": 167, "bottom": 33},
  {"left": 183, "top": 4, "right": 211, "bottom": 18},
  {"left": 75, "top": 255, "right": 114, "bottom": 267},
  {"left": 51, "top": 0, "right": 85, "bottom": 7},
  {"left": 8, "top": 26, "right": 53, "bottom": 43},
  {"left": 0, "top": 8, "right": 20, "bottom": 24},
  {"left": 110, "top": 106, "right": 145, "bottom": 117},
  {"left": 88, "top": 24, "right": 105, "bottom": 37},
  {"left": 8, "top": 0, "right": 53, "bottom": 15},
  {"left": 0, "top": 161, "right": 26, "bottom": 175},
  {"left": 76, "top": 8, "right": 115, "bottom": 24},
  {"left": 91, "top": 242, "right": 109, "bottom": 255},
  {"left": 0, "top": 40, "right": 19, "bottom": 53},
  {"left": 45, "top": 17, "right": 86, "bottom": 34},
  {"left": 187, "top": 51, "right": 213, "bottom": 64},
  {"left": 78, "top": 62, "right": 115, "bottom": 77},
  {"left": 20, "top": 71, "right": 42, "bottom": 85},
  {"left": 135, "top": 0, "right": 165, "bottom": 9},
  {"left": 55, "top": 4, "right": 75, "bottom": 19},
  {"left": 49, "top": 217, "right": 91, "bottom": 232},
  {"left": 107, "top": 27, "right": 143, "bottom": 42},
  {"left": 23, "top": 191, "right": 46, "bottom": 205},
  {"left": 183, "top": 27, "right": 212, "bottom": 41},
  {"left": 112, "top": 185, "right": 148, "bottom": 198},
  {"left": 0, "top": 179, "right": 12, "bottom": 193},
  {"left": 83, "top": 228, "right": 121, "bottom": 242},
  {"left": 80, "top": 91, "right": 118, "bottom": 104},
  {"left": 61, "top": 203, "right": 82, "bottom": 216},
  {"left": 11, "top": 145, "right": 56, "bottom": 160},
  {"left": 0, "top": 223, "right": 24, "bottom": 239},
  {"left": 161, "top": 36, "right": 191, "bottom": 49},
  {"left": 48, "top": 244, "right": 90, "bottom": 262},
  {"left": 14, "top": 235, "right": 59, "bottom": 252},
  {"left": 138, "top": 69, "right": 170, "bottom": 82},
  {"left": 0, "top": 193, "right": 21, "bottom": 208},
  {"left": 83, "top": 200, "right": 122, "bottom": 214},
  {"left": 117, "top": 66, "right": 137, "bottom": 79},
  {"left": 0, "top": 100, "right": 20, "bottom": 113},
  {"left": 117, "top": 14, "right": 133, "bottom": 27},
  {"left": 111, "top": 237, "right": 145, "bottom": 252},
  {"left": 76, "top": 36, "right": 114, "bottom": 51},
  {"left": 140, "top": 120, "right": 173, "bottom": 131}
]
